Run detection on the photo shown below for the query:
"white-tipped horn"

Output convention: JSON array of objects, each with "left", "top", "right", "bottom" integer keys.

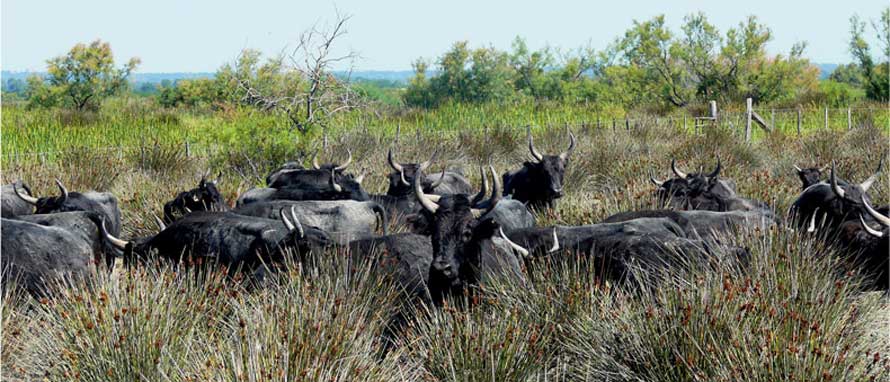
[
  {"left": 329, "top": 170, "right": 343, "bottom": 192},
  {"left": 153, "top": 214, "right": 167, "bottom": 231},
  {"left": 859, "top": 214, "right": 885, "bottom": 238},
  {"left": 671, "top": 159, "right": 687, "bottom": 179},
  {"left": 793, "top": 165, "right": 803, "bottom": 173},
  {"left": 312, "top": 150, "right": 321, "bottom": 170},
  {"left": 558, "top": 130, "right": 576, "bottom": 161},
  {"left": 499, "top": 227, "right": 529, "bottom": 258},
  {"left": 279, "top": 207, "right": 295, "bottom": 231},
  {"left": 55, "top": 179, "right": 68, "bottom": 202},
  {"left": 334, "top": 149, "right": 352, "bottom": 171},
  {"left": 807, "top": 208, "right": 819, "bottom": 233},
  {"left": 430, "top": 167, "right": 447, "bottom": 189},
  {"left": 388, "top": 148, "right": 409, "bottom": 186},
  {"left": 862, "top": 195, "right": 890, "bottom": 227},
  {"left": 548, "top": 228, "right": 560, "bottom": 253},
  {"left": 527, "top": 126, "right": 544, "bottom": 162},
  {"left": 290, "top": 205, "right": 304, "bottom": 238},
  {"left": 414, "top": 169, "right": 439, "bottom": 213},
  {"left": 649, "top": 170, "right": 664, "bottom": 186},
  {"left": 829, "top": 161, "right": 845, "bottom": 199},
  {"left": 354, "top": 173, "right": 365, "bottom": 184},
  {"left": 101, "top": 220, "right": 129, "bottom": 250},
  {"left": 13, "top": 183, "right": 38, "bottom": 205}
]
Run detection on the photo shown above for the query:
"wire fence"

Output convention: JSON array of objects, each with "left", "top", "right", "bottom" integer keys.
[{"left": 3, "top": 105, "right": 887, "bottom": 164}]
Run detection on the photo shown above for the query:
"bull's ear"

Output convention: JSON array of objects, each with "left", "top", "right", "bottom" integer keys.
[{"left": 471, "top": 218, "right": 500, "bottom": 240}]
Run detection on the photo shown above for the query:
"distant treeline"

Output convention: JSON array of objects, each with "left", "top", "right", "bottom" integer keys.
[{"left": 4, "top": 9, "right": 888, "bottom": 116}]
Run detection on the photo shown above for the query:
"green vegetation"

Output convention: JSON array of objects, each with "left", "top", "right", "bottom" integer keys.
[
  {"left": 3, "top": 116, "right": 889, "bottom": 381},
  {"left": 24, "top": 40, "right": 140, "bottom": 111}
]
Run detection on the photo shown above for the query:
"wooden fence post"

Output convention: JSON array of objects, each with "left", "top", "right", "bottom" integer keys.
[
  {"left": 745, "top": 98, "right": 753, "bottom": 142},
  {"left": 770, "top": 109, "right": 775, "bottom": 131},
  {"left": 625, "top": 117, "right": 629, "bottom": 131},
  {"left": 796, "top": 108, "right": 802, "bottom": 137},
  {"left": 824, "top": 108, "right": 828, "bottom": 129},
  {"left": 683, "top": 115, "right": 687, "bottom": 132},
  {"left": 185, "top": 141, "right": 191, "bottom": 158},
  {"left": 612, "top": 118, "right": 616, "bottom": 132},
  {"left": 847, "top": 108, "right": 852, "bottom": 130}
]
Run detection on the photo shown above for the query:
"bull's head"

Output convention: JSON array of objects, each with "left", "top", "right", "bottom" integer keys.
[
  {"left": 14, "top": 179, "right": 71, "bottom": 213},
  {"left": 650, "top": 158, "right": 729, "bottom": 210},
  {"left": 794, "top": 164, "right": 828, "bottom": 190},
  {"left": 519, "top": 127, "right": 576, "bottom": 204},
  {"left": 824, "top": 159, "right": 883, "bottom": 221},
  {"left": 859, "top": 195, "right": 890, "bottom": 238},
  {"left": 386, "top": 147, "right": 440, "bottom": 196},
  {"left": 413, "top": 166, "right": 502, "bottom": 287}
]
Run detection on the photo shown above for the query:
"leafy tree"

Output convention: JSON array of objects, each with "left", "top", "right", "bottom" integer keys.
[
  {"left": 27, "top": 40, "right": 139, "bottom": 110},
  {"left": 848, "top": 8, "right": 890, "bottom": 101}
]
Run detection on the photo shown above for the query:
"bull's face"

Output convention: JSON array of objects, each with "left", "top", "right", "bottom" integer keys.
[
  {"left": 795, "top": 167, "right": 824, "bottom": 189},
  {"left": 414, "top": 166, "right": 502, "bottom": 288},
  {"left": 387, "top": 164, "right": 422, "bottom": 196},
  {"left": 13, "top": 179, "right": 77, "bottom": 214},
  {"left": 424, "top": 196, "right": 476, "bottom": 284},
  {"left": 524, "top": 155, "right": 568, "bottom": 199}
]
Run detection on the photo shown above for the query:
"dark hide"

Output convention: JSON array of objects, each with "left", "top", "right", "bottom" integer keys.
[
  {"left": 233, "top": 200, "right": 387, "bottom": 244},
  {"left": 163, "top": 178, "right": 227, "bottom": 222},
  {"left": 502, "top": 156, "right": 568, "bottom": 210},
  {"left": 121, "top": 211, "right": 332, "bottom": 273},
  {"left": 2, "top": 181, "right": 33, "bottom": 218},
  {"left": 14, "top": 211, "right": 118, "bottom": 269},
  {"left": 2, "top": 218, "right": 98, "bottom": 297}
]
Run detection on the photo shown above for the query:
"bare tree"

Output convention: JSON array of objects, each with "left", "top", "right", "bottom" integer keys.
[{"left": 238, "top": 13, "right": 363, "bottom": 133}]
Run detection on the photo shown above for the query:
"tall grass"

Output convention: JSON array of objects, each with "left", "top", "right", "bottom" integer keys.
[{"left": 2, "top": 101, "right": 888, "bottom": 380}]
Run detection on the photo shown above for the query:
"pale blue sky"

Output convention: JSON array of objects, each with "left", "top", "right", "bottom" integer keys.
[{"left": 1, "top": 0, "right": 885, "bottom": 72}]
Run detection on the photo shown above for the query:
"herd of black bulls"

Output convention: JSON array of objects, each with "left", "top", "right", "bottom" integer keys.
[{"left": 2, "top": 129, "right": 888, "bottom": 302}]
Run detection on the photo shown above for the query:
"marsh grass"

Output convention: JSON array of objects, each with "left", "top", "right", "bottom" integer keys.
[{"left": 2, "top": 103, "right": 888, "bottom": 380}]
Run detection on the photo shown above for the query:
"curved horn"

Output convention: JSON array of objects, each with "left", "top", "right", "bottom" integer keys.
[
  {"left": 671, "top": 159, "right": 687, "bottom": 179},
  {"left": 471, "top": 165, "right": 489, "bottom": 206},
  {"left": 354, "top": 172, "right": 365, "bottom": 184},
  {"left": 13, "top": 183, "right": 38, "bottom": 205},
  {"left": 279, "top": 207, "right": 295, "bottom": 231},
  {"left": 706, "top": 157, "right": 721, "bottom": 178},
  {"left": 213, "top": 171, "right": 222, "bottom": 185},
  {"left": 818, "top": 164, "right": 829, "bottom": 173},
  {"left": 290, "top": 205, "right": 304, "bottom": 238},
  {"left": 100, "top": 219, "right": 129, "bottom": 250},
  {"left": 419, "top": 150, "right": 437, "bottom": 172},
  {"left": 548, "top": 228, "right": 560, "bottom": 254},
  {"left": 859, "top": 157, "right": 883, "bottom": 192},
  {"left": 414, "top": 169, "right": 439, "bottom": 213},
  {"left": 152, "top": 214, "right": 167, "bottom": 231},
  {"left": 829, "top": 161, "right": 845, "bottom": 199},
  {"left": 429, "top": 167, "right": 447, "bottom": 189},
  {"left": 527, "top": 126, "right": 544, "bottom": 162},
  {"left": 329, "top": 170, "right": 343, "bottom": 193},
  {"left": 312, "top": 150, "right": 321, "bottom": 170},
  {"left": 183, "top": 206, "right": 193, "bottom": 213},
  {"left": 55, "top": 179, "right": 68, "bottom": 203},
  {"left": 859, "top": 214, "right": 885, "bottom": 238},
  {"left": 649, "top": 170, "right": 664, "bottom": 186},
  {"left": 558, "top": 130, "right": 576, "bottom": 161},
  {"left": 793, "top": 165, "right": 803, "bottom": 173},
  {"left": 334, "top": 149, "right": 352, "bottom": 171},
  {"left": 807, "top": 208, "right": 819, "bottom": 233},
  {"left": 388, "top": 148, "right": 409, "bottom": 186},
  {"left": 387, "top": 148, "right": 403, "bottom": 172},
  {"left": 486, "top": 164, "right": 501, "bottom": 211},
  {"left": 499, "top": 227, "right": 529, "bottom": 258},
  {"left": 862, "top": 194, "right": 890, "bottom": 227}
]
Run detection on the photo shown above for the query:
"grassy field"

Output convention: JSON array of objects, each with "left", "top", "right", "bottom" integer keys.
[{"left": 2, "top": 101, "right": 889, "bottom": 381}]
